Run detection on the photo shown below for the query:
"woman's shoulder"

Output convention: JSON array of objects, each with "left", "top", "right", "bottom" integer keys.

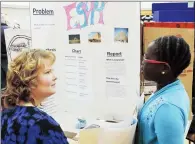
[
  {"left": 26, "top": 108, "right": 64, "bottom": 137},
  {"left": 1, "top": 106, "right": 68, "bottom": 144},
  {"left": 23, "top": 106, "right": 61, "bottom": 127},
  {"left": 2, "top": 106, "right": 60, "bottom": 127}
]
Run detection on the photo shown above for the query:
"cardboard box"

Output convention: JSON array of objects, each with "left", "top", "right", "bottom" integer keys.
[
  {"left": 143, "top": 22, "right": 194, "bottom": 117},
  {"left": 78, "top": 117, "right": 138, "bottom": 144},
  {"left": 66, "top": 117, "right": 138, "bottom": 144}
]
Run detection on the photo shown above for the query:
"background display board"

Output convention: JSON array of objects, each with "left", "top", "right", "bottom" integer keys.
[{"left": 29, "top": 2, "right": 141, "bottom": 129}]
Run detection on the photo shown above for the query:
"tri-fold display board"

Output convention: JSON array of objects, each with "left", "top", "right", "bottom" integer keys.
[{"left": 29, "top": 2, "right": 141, "bottom": 124}]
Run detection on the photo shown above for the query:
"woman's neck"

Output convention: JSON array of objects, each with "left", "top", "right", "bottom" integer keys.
[
  {"left": 18, "top": 98, "right": 42, "bottom": 107},
  {"left": 18, "top": 101, "right": 35, "bottom": 107}
]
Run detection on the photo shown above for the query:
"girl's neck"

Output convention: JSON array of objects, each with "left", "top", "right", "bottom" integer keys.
[{"left": 157, "top": 78, "right": 177, "bottom": 91}]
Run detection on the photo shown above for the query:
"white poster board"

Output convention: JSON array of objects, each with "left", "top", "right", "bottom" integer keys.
[
  {"left": 4, "top": 29, "right": 31, "bottom": 62},
  {"left": 30, "top": 2, "right": 140, "bottom": 129}
]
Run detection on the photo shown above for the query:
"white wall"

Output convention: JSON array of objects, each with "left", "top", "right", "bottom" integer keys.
[
  {"left": 2, "top": 2, "right": 29, "bottom": 8},
  {"left": 141, "top": 2, "right": 170, "bottom": 10},
  {"left": 141, "top": 2, "right": 154, "bottom": 10},
  {"left": 1, "top": 2, "right": 30, "bottom": 29}
]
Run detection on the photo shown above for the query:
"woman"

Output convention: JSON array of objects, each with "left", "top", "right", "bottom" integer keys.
[
  {"left": 1, "top": 49, "right": 69, "bottom": 144},
  {"left": 138, "top": 35, "right": 191, "bottom": 144}
]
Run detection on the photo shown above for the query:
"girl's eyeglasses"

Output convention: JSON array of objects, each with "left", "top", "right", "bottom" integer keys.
[
  {"left": 143, "top": 55, "right": 171, "bottom": 69},
  {"left": 144, "top": 58, "right": 169, "bottom": 65}
]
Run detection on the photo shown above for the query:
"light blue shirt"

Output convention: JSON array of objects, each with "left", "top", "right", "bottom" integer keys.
[{"left": 138, "top": 79, "right": 190, "bottom": 144}]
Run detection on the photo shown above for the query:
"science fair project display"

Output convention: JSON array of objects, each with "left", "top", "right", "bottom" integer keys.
[{"left": 29, "top": 2, "right": 141, "bottom": 139}]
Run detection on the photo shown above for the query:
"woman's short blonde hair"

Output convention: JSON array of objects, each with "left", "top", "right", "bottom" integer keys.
[{"left": 4, "top": 49, "right": 56, "bottom": 107}]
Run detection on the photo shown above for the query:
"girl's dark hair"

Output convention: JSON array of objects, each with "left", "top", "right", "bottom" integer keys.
[{"left": 154, "top": 35, "right": 191, "bottom": 77}]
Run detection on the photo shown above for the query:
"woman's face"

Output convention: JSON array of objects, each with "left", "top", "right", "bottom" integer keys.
[{"left": 31, "top": 59, "right": 57, "bottom": 100}]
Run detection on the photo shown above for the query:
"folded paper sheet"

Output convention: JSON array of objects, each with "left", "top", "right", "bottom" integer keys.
[{"left": 67, "top": 138, "right": 78, "bottom": 144}]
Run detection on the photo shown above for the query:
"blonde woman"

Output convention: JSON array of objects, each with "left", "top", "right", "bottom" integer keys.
[{"left": 1, "top": 49, "right": 69, "bottom": 144}]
